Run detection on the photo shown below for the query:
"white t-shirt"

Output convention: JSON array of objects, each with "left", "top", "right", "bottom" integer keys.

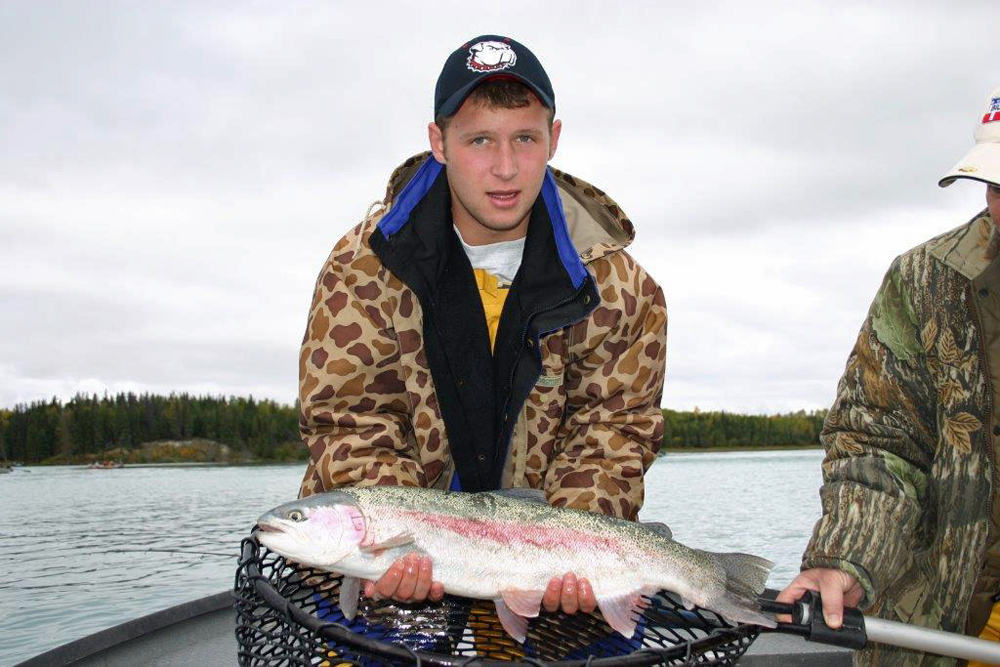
[{"left": 454, "top": 226, "right": 525, "bottom": 286}]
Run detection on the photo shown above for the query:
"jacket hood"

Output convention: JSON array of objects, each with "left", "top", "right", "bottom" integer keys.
[{"left": 380, "top": 152, "right": 635, "bottom": 265}]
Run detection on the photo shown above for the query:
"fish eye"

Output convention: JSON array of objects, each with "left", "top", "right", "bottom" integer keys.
[{"left": 287, "top": 510, "right": 304, "bottom": 522}]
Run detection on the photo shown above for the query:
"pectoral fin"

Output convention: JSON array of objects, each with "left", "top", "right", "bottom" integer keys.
[
  {"left": 339, "top": 576, "right": 360, "bottom": 620},
  {"left": 499, "top": 587, "right": 545, "bottom": 618},
  {"left": 359, "top": 532, "right": 415, "bottom": 553},
  {"left": 597, "top": 592, "right": 649, "bottom": 638},
  {"left": 493, "top": 597, "right": 529, "bottom": 643}
]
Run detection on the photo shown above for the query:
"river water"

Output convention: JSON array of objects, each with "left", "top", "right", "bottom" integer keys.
[{"left": 0, "top": 449, "right": 826, "bottom": 664}]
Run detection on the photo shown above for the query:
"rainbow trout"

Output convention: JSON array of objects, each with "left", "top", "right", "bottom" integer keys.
[{"left": 256, "top": 486, "right": 775, "bottom": 642}]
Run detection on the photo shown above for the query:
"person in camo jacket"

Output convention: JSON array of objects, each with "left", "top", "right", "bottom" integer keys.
[
  {"left": 296, "top": 36, "right": 667, "bottom": 615},
  {"left": 778, "top": 85, "right": 1000, "bottom": 666}
]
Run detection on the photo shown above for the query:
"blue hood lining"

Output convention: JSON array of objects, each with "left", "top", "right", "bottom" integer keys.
[{"left": 376, "top": 157, "right": 588, "bottom": 290}]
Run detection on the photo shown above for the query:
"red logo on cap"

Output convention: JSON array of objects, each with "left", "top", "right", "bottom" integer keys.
[{"left": 984, "top": 96, "right": 1000, "bottom": 124}]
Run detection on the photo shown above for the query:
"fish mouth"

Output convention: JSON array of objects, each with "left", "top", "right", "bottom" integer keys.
[{"left": 256, "top": 522, "right": 282, "bottom": 533}]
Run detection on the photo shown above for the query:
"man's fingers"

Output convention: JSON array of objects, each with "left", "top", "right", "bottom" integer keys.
[
  {"left": 395, "top": 554, "right": 420, "bottom": 601},
  {"left": 560, "top": 572, "right": 579, "bottom": 614},
  {"left": 578, "top": 577, "right": 596, "bottom": 614},
  {"left": 844, "top": 580, "right": 864, "bottom": 609},
  {"left": 820, "top": 580, "right": 846, "bottom": 629},
  {"left": 409, "top": 556, "right": 433, "bottom": 602},
  {"left": 774, "top": 574, "right": 819, "bottom": 623},
  {"left": 374, "top": 557, "right": 406, "bottom": 599},
  {"left": 542, "top": 576, "right": 562, "bottom": 613},
  {"left": 429, "top": 581, "right": 445, "bottom": 602}
]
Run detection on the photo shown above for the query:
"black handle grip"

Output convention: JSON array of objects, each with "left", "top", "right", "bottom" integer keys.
[{"left": 791, "top": 590, "right": 867, "bottom": 650}]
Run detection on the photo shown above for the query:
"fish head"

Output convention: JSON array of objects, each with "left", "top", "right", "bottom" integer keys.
[{"left": 256, "top": 493, "right": 367, "bottom": 568}]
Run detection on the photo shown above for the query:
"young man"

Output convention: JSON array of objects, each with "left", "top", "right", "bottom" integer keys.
[
  {"left": 778, "top": 85, "right": 1000, "bottom": 665},
  {"left": 296, "top": 36, "right": 667, "bottom": 615}
]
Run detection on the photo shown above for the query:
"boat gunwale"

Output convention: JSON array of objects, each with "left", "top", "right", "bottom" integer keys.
[{"left": 16, "top": 590, "right": 233, "bottom": 666}]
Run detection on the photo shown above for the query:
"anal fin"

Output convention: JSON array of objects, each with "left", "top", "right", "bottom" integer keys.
[
  {"left": 499, "top": 588, "right": 545, "bottom": 618},
  {"left": 493, "top": 597, "right": 529, "bottom": 643},
  {"left": 597, "top": 592, "right": 649, "bottom": 638}
]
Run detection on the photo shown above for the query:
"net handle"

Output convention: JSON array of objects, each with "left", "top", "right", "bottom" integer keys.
[{"left": 762, "top": 590, "right": 1000, "bottom": 663}]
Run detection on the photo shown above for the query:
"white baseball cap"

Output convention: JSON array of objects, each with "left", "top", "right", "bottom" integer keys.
[{"left": 940, "top": 85, "right": 1000, "bottom": 188}]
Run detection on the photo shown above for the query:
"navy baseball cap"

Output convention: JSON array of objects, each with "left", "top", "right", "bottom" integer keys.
[{"left": 434, "top": 35, "right": 555, "bottom": 118}]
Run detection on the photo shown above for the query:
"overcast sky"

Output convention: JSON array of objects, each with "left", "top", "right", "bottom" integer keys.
[{"left": 1, "top": 1, "right": 997, "bottom": 414}]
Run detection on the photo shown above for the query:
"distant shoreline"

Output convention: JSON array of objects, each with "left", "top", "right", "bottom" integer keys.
[
  {"left": 15, "top": 443, "right": 825, "bottom": 467},
  {"left": 659, "top": 444, "right": 822, "bottom": 454}
]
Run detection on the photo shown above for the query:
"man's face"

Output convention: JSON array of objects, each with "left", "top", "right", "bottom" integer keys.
[
  {"left": 989, "top": 183, "right": 1000, "bottom": 228},
  {"left": 428, "top": 96, "right": 561, "bottom": 244}
]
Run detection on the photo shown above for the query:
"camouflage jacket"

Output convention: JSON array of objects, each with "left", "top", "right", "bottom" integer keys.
[
  {"left": 804, "top": 210, "right": 1000, "bottom": 665},
  {"left": 297, "top": 153, "right": 667, "bottom": 520}
]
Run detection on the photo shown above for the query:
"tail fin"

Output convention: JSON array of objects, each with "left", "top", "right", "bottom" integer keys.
[{"left": 703, "top": 550, "right": 777, "bottom": 628}]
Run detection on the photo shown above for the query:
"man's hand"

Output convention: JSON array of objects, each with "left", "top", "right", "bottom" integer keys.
[
  {"left": 776, "top": 568, "right": 863, "bottom": 628},
  {"left": 363, "top": 552, "right": 444, "bottom": 603},
  {"left": 542, "top": 572, "right": 597, "bottom": 615}
]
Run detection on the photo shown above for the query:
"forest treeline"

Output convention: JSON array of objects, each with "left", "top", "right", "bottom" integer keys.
[
  {"left": 660, "top": 408, "right": 827, "bottom": 449},
  {"left": 0, "top": 393, "right": 828, "bottom": 464}
]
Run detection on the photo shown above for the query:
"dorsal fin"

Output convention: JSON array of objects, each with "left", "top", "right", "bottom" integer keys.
[{"left": 641, "top": 521, "right": 672, "bottom": 540}]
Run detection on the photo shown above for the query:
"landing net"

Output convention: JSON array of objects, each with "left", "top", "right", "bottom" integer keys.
[{"left": 234, "top": 533, "right": 759, "bottom": 666}]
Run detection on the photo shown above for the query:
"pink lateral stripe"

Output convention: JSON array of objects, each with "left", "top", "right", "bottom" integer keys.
[{"left": 391, "top": 509, "right": 627, "bottom": 552}]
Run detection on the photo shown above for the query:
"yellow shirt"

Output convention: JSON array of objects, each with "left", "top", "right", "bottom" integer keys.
[
  {"left": 970, "top": 601, "right": 1000, "bottom": 666},
  {"left": 473, "top": 268, "right": 510, "bottom": 350}
]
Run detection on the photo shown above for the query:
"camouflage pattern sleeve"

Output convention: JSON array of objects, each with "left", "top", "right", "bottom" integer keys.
[
  {"left": 803, "top": 257, "right": 938, "bottom": 607},
  {"left": 297, "top": 235, "right": 425, "bottom": 498},
  {"left": 546, "top": 257, "right": 667, "bottom": 521}
]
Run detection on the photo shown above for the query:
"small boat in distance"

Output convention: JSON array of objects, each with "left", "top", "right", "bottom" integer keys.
[{"left": 87, "top": 460, "right": 125, "bottom": 469}]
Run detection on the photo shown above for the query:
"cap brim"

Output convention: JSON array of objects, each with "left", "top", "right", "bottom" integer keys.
[
  {"left": 939, "top": 141, "right": 1000, "bottom": 187},
  {"left": 437, "top": 73, "right": 555, "bottom": 118}
]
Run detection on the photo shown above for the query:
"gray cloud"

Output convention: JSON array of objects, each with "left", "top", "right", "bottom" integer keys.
[{"left": 1, "top": 0, "right": 998, "bottom": 412}]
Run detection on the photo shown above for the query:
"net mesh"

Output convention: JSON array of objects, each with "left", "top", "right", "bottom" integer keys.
[{"left": 234, "top": 533, "right": 760, "bottom": 666}]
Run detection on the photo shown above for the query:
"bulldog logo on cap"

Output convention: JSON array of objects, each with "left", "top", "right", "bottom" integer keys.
[
  {"left": 984, "top": 96, "right": 1000, "bottom": 124},
  {"left": 467, "top": 41, "right": 517, "bottom": 73}
]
